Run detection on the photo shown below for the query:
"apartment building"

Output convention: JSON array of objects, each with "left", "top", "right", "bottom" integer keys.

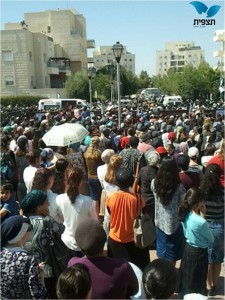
[
  {"left": 1, "top": 27, "right": 71, "bottom": 96},
  {"left": 23, "top": 9, "right": 88, "bottom": 73},
  {"left": 1, "top": 9, "right": 95, "bottom": 96},
  {"left": 156, "top": 41, "right": 205, "bottom": 76},
  {"left": 213, "top": 30, "right": 225, "bottom": 74},
  {"left": 92, "top": 45, "right": 135, "bottom": 74}
]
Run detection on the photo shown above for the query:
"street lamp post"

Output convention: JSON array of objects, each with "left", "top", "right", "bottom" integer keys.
[
  {"left": 112, "top": 42, "right": 124, "bottom": 128},
  {"left": 87, "top": 67, "right": 96, "bottom": 110}
]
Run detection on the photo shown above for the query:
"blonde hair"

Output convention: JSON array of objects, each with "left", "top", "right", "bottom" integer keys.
[
  {"left": 84, "top": 136, "right": 101, "bottom": 159},
  {"left": 104, "top": 155, "right": 123, "bottom": 184}
]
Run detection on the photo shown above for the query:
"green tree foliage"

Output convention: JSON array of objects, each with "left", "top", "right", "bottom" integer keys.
[
  {"left": 138, "top": 70, "right": 151, "bottom": 89},
  {"left": 65, "top": 72, "right": 89, "bottom": 99},
  {"left": 120, "top": 68, "right": 139, "bottom": 96},
  {"left": 150, "top": 63, "right": 220, "bottom": 99},
  {"left": 1, "top": 95, "right": 42, "bottom": 106},
  {"left": 93, "top": 73, "right": 112, "bottom": 100},
  {"left": 65, "top": 63, "right": 220, "bottom": 101}
]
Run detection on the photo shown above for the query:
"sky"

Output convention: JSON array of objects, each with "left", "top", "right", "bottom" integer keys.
[{"left": 1, "top": 0, "right": 224, "bottom": 76}]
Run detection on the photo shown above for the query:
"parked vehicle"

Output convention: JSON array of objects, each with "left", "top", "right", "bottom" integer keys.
[
  {"left": 163, "top": 95, "right": 182, "bottom": 107},
  {"left": 140, "top": 88, "right": 161, "bottom": 100},
  {"left": 38, "top": 98, "right": 87, "bottom": 110}
]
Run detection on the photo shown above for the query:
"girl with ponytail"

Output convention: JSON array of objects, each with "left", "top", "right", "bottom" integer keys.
[
  {"left": 56, "top": 167, "right": 97, "bottom": 257},
  {"left": 177, "top": 187, "right": 214, "bottom": 297}
]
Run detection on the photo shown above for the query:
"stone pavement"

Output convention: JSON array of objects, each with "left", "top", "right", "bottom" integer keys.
[{"left": 150, "top": 250, "right": 225, "bottom": 299}]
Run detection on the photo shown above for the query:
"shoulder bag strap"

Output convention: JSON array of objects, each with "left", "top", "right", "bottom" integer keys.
[
  {"left": 136, "top": 192, "right": 141, "bottom": 215},
  {"left": 134, "top": 161, "right": 140, "bottom": 178}
]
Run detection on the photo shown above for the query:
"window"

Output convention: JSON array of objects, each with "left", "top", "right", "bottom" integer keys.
[
  {"left": 29, "top": 51, "right": 32, "bottom": 61},
  {"left": 171, "top": 61, "right": 176, "bottom": 66},
  {"left": 129, "top": 59, "right": 132, "bottom": 62},
  {"left": 178, "top": 61, "right": 184, "bottom": 66},
  {"left": 5, "top": 76, "right": 14, "bottom": 86},
  {"left": 3, "top": 51, "right": 13, "bottom": 61},
  {"left": 47, "top": 26, "right": 51, "bottom": 33}
]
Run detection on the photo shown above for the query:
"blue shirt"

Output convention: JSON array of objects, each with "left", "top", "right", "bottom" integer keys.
[
  {"left": 1, "top": 197, "right": 19, "bottom": 223},
  {"left": 182, "top": 212, "right": 214, "bottom": 248}
]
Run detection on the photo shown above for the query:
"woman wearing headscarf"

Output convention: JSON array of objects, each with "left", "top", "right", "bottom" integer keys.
[
  {"left": 0, "top": 215, "right": 46, "bottom": 299},
  {"left": 15, "top": 135, "right": 29, "bottom": 203},
  {"left": 21, "top": 189, "right": 65, "bottom": 299}
]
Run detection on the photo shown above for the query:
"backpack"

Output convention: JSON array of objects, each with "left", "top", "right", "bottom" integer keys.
[{"left": 0, "top": 153, "right": 15, "bottom": 182}]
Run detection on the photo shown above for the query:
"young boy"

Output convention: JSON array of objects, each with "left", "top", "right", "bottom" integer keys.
[{"left": 0, "top": 183, "right": 19, "bottom": 223}]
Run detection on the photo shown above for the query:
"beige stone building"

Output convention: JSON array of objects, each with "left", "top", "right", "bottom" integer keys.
[
  {"left": 156, "top": 41, "right": 205, "bottom": 76},
  {"left": 213, "top": 30, "right": 225, "bottom": 73},
  {"left": 93, "top": 45, "right": 135, "bottom": 74},
  {"left": 1, "top": 9, "right": 91, "bottom": 96},
  {"left": 23, "top": 9, "right": 88, "bottom": 74}
]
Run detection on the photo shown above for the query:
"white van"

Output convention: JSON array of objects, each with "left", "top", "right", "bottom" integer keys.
[
  {"left": 38, "top": 98, "right": 88, "bottom": 110},
  {"left": 163, "top": 96, "right": 182, "bottom": 107}
]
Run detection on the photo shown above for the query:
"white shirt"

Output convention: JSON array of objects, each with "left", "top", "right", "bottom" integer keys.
[
  {"left": 56, "top": 193, "right": 97, "bottom": 251},
  {"left": 97, "top": 164, "right": 108, "bottom": 187},
  {"left": 46, "top": 190, "right": 63, "bottom": 223},
  {"left": 23, "top": 166, "right": 37, "bottom": 193}
]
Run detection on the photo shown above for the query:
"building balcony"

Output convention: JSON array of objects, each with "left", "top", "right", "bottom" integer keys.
[
  {"left": 213, "top": 30, "right": 225, "bottom": 42},
  {"left": 213, "top": 50, "right": 224, "bottom": 57},
  {"left": 47, "top": 57, "right": 71, "bottom": 76},
  {"left": 87, "top": 39, "right": 95, "bottom": 49}
]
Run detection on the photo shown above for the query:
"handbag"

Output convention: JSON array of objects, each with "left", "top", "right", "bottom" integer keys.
[
  {"left": 131, "top": 161, "right": 140, "bottom": 194},
  {"left": 133, "top": 194, "right": 156, "bottom": 249},
  {"left": 43, "top": 219, "right": 72, "bottom": 278}
]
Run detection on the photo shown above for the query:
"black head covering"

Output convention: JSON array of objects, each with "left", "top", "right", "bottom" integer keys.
[
  {"left": 1, "top": 215, "right": 30, "bottom": 247},
  {"left": 21, "top": 190, "right": 47, "bottom": 215}
]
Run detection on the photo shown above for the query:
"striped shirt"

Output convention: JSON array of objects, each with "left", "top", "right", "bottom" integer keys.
[{"left": 205, "top": 189, "right": 224, "bottom": 222}]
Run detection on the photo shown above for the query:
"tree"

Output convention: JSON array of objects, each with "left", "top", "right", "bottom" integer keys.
[
  {"left": 65, "top": 72, "right": 89, "bottom": 99},
  {"left": 121, "top": 68, "right": 139, "bottom": 96},
  {"left": 138, "top": 70, "right": 151, "bottom": 89},
  {"left": 93, "top": 73, "right": 112, "bottom": 100}
]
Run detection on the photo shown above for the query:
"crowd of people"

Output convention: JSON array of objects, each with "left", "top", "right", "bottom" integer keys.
[{"left": 0, "top": 103, "right": 224, "bottom": 299}]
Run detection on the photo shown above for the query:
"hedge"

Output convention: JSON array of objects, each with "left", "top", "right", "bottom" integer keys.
[{"left": 1, "top": 96, "right": 43, "bottom": 107}]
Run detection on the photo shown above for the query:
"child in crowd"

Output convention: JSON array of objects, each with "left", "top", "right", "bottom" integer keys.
[
  {"left": 0, "top": 183, "right": 19, "bottom": 223},
  {"left": 142, "top": 258, "right": 177, "bottom": 299},
  {"left": 57, "top": 263, "right": 92, "bottom": 299},
  {"left": 177, "top": 187, "right": 214, "bottom": 297}
]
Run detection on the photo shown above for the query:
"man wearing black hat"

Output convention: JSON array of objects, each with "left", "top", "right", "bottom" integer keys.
[{"left": 68, "top": 219, "right": 138, "bottom": 299}]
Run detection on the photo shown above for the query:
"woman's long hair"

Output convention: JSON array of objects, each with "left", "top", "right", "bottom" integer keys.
[
  {"left": 32, "top": 168, "right": 53, "bottom": 191},
  {"left": 26, "top": 150, "right": 41, "bottom": 165},
  {"left": 65, "top": 167, "right": 83, "bottom": 204},
  {"left": 154, "top": 157, "right": 180, "bottom": 205},
  {"left": 84, "top": 136, "right": 101, "bottom": 159},
  {"left": 178, "top": 187, "right": 205, "bottom": 221},
  {"left": 200, "top": 163, "right": 222, "bottom": 200},
  {"left": 104, "top": 155, "right": 123, "bottom": 185},
  {"left": 52, "top": 158, "right": 69, "bottom": 194}
]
